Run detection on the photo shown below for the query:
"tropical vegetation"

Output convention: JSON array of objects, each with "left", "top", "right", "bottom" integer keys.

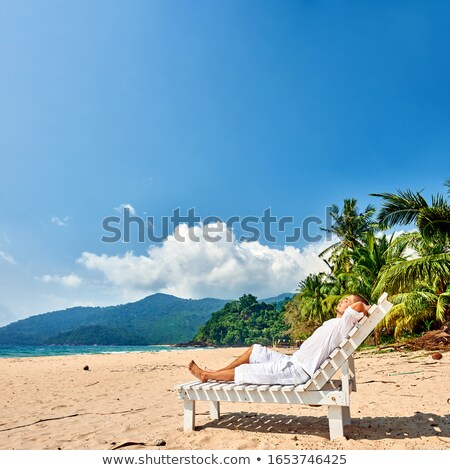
[
  {"left": 194, "top": 294, "right": 290, "bottom": 347},
  {"left": 284, "top": 181, "right": 450, "bottom": 342}
]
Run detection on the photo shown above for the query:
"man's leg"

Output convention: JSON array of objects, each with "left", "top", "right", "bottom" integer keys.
[
  {"left": 205, "top": 343, "right": 287, "bottom": 372},
  {"left": 188, "top": 356, "right": 305, "bottom": 385},
  {"left": 212, "top": 345, "right": 255, "bottom": 371},
  {"left": 187, "top": 344, "right": 291, "bottom": 383},
  {"left": 188, "top": 345, "right": 255, "bottom": 376},
  {"left": 189, "top": 362, "right": 235, "bottom": 382}
]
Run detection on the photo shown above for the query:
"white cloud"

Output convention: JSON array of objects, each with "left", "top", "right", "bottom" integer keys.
[
  {"left": 37, "top": 273, "right": 83, "bottom": 288},
  {"left": 51, "top": 216, "right": 70, "bottom": 227},
  {"left": 78, "top": 223, "right": 332, "bottom": 301},
  {"left": 381, "top": 228, "right": 419, "bottom": 258},
  {"left": 114, "top": 203, "right": 136, "bottom": 215},
  {"left": 381, "top": 228, "right": 417, "bottom": 239},
  {"left": 0, "top": 251, "right": 17, "bottom": 265}
]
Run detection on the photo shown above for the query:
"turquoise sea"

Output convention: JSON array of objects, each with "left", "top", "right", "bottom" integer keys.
[{"left": 0, "top": 344, "right": 209, "bottom": 358}]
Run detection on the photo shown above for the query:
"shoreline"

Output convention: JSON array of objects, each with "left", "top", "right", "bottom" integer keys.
[
  {"left": 0, "top": 344, "right": 217, "bottom": 360},
  {"left": 0, "top": 342, "right": 302, "bottom": 360}
]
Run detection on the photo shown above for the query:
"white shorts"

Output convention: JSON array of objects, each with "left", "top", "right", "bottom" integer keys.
[{"left": 234, "top": 344, "right": 310, "bottom": 385}]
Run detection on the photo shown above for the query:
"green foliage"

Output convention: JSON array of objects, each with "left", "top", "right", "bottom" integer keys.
[
  {"left": 194, "top": 294, "right": 289, "bottom": 346},
  {"left": 285, "top": 199, "right": 383, "bottom": 338},
  {"left": 372, "top": 189, "right": 450, "bottom": 242},
  {"left": 284, "top": 181, "right": 450, "bottom": 342},
  {"left": 48, "top": 325, "right": 148, "bottom": 345},
  {"left": 371, "top": 189, "right": 429, "bottom": 229},
  {"left": 0, "top": 294, "right": 229, "bottom": 345},
  {"left": 284, "top": 273, "right": 336, "bottom": 332},
  {"left": 373, "top": 252, "right": 450, "bottom": 297},
  {"left": 369, "top": 185, "right": 450, "bottom": 338},
  {"left": 320, "top": 198, "right": 376, "bottom": 273}
]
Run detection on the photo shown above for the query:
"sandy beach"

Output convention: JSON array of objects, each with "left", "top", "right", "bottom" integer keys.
[{"left": 0, "top": 347, "right": 449, "bottom": 450}]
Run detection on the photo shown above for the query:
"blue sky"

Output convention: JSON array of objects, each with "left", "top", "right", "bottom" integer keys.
[{"left": 1, "top": 1, "right": 449, "bottom": 325}]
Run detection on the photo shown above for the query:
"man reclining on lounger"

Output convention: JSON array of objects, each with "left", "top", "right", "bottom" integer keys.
[{"left": 188, "top": 294, "right": 370, "bottom": 385}]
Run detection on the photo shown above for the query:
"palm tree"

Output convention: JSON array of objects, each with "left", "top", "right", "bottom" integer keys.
[
  {"left": 371, "top": 186, "right": 450, "bottom": 243},
  {"left": 342, "top": 231, "right": 394, "bottom": 302},
  {"left": 283, "top": 272, "right": 337, "bottom": 341},
  {"left": 372, "top": 232, "right": 450, "bottom": 297},
  {"left": 320, "top": 199, "right": 376, "bottom": 273},
  {"left": 371, "top": 185, "right": 450, "bottom": 333},
  {"left": 382, "top": 284, "right": 450, "bottom": 339},
  {"left": 295, "top": 273, "right": 334, "bottom": 324}
]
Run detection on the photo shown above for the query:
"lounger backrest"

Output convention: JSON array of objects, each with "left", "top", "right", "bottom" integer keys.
[{"left": 302, "top": 292, "right": 393, "bottom": 391}]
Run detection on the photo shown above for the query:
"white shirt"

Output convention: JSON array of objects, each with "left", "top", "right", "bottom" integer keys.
[{"left": 292, "top": 306, "right": 364, "bottom": 377}]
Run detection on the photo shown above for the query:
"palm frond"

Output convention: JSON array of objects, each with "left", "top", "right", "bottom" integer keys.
[
  {"left": 436, "top": 293, "right": 450, "bottom": 322},
  {"left": 373, "top": 252, "right": 450, "bottom": 296},
  {"left": 371, "top": 189, "right": 428, "bottom": 229},
  {"left": 381, "top": 289, "right": 439, "bottom": 338},
  {"left": 418, "top": 204, "right": 450, "bottom": 243},
  {"left": 385, "top": 231, "right": 422, "bottom": 259},
  {"left": 318, "top": 241, "right": 341, "bottom": 258},
  {"left": 445, "top": 179, "right": 450, "bottom": 196}
]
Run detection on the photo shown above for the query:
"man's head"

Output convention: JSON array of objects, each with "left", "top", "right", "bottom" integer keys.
[{"left": 336, "top": 294, "right": 370, "bottom": 317}]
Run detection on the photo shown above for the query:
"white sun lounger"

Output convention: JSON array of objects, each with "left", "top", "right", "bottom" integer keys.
[{"left": 176, "top": 292, "right": 393, "bottom": 440}]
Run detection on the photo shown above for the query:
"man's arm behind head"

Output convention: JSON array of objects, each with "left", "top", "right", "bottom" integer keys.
[{"left": 350, "top": 300, "right": 371, "bottom": 317}]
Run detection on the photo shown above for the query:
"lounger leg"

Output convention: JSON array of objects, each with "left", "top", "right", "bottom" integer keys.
[
  {"left": 327, "top": 406, "right": 344, "bottom": 440},
  {"left": 348, "top": 355, "right": 357, "bottom": 391},
  {"left": 210, "top": 401, "right": 220, "bottom": 420},
  {"left": 184, "top": 400, "right": 196, "bottom": 431},
  {"left": 342, "top": 406, "right": 351, "bottom": 426}
]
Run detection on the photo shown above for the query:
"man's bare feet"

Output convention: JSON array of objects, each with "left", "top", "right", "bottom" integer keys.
[{"left": 188, "top": 360, "right": 208, "bottom": 382}]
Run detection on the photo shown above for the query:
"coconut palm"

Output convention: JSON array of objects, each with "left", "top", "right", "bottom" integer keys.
[
  {"left": 369, "top": 184, "right": 450, "bottom": 337},
  {"left": 320, "top": 199, "right": 376, "bottom": 273},
  {"left": 382, "top": 285, "right": 450, "bottom": 339},
  {"left": 285, "top": 183, "right": 450, "bottom": 344},
  {"left": 341, "top": 231, "right": 394, "bottom": 301},
  {"left": 371, "top": 230, "right": 450, "bottom": 338},
  {"left": 371, "top": 186, "right": 450, "bottom": 243},
  {"left": 283, "top": 273, "right": 330, "bottom": 340},
  {"left": 294, "top": 273, "right": 334, "bottom": 324},
  {"left": 372, "top": 231, "right": 450, "bottom": 297}
]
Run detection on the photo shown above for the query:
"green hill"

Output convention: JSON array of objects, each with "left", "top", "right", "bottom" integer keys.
[
  {"left": 47, "top": 325, "right": 149, "bottom": 345},
  {"left": 0, "top": 294, "right": 227, "bottom": 345},
  {"left": 0, "top": 292, "right": 294, "bottom": 346}
]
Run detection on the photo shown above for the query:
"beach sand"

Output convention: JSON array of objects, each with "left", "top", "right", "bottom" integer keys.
[{"left": 0, "top": 347, "right": 449, "bottom": 450}]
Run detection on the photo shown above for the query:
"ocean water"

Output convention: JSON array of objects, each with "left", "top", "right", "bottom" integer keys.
[{"left": 0, "top": 344, "right": 210, "bottom": 358}]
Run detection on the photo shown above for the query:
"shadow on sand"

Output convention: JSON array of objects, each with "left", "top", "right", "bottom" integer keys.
[{"left": 197, "top": 411, "right": 450, "bottom": 442}]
